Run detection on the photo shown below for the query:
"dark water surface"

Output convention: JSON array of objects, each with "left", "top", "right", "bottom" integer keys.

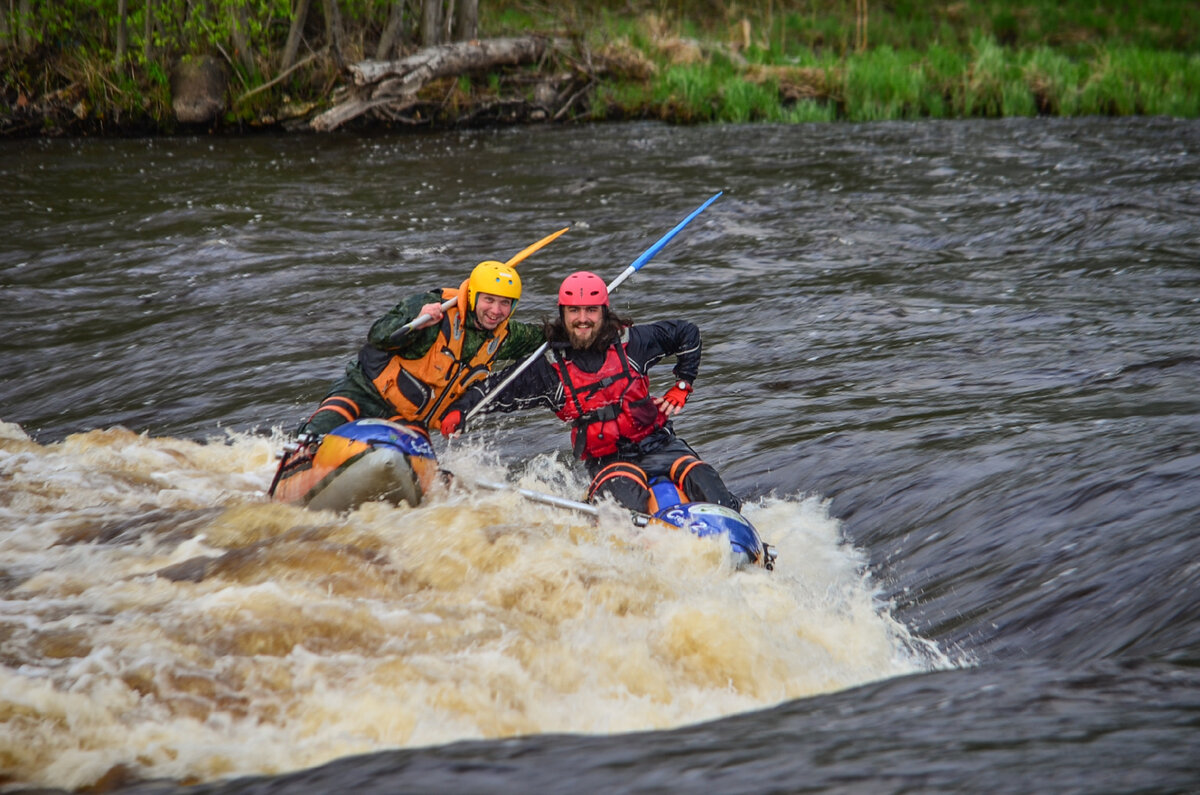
[{"left": 3, "top": 118, "right": 1200, "bottom": 792}]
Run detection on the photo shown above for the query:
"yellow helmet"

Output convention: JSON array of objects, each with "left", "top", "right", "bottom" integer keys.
[{"left": 467, "top": 260, "right": 522, "bottom": 310}]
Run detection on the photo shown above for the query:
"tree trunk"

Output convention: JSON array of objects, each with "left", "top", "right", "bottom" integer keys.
[
  {"left": 856, "top": 0, "right": 868, "bottom": 52},
  {"left": 230, "top": 2, "right": 258, "bottom": 76},
  {"left": 420, "top": 0, "right": 442, "bottom": 46},
  {"left": 115, "top": 0, "right": 128, "bottom": 62},
  {"left": 18, "top": 0, "right": 33, "bottom": 53},
  {"left": 281, "top": 0, "right": 311, "bottom": 71},
  {"left": 323, "top": 0, "right": 345, "bottom": 67},
  {"left": 313, "top": 35, "right": 557, "bottom": 131},
  {"left": 375, "top": 0, "right": 405, "bottom": 60},
  {"left": 143, "top": 0, "right": 155, "bottom": 62},
  {"left": 455, "top": 0, "right": 477, "bottom": 42}
]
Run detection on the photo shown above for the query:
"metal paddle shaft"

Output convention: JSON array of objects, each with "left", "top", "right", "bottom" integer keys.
[
  {"left": 470, "top": 476, "right": 654, "bottom": 525},
  {"left": 388, "top": 226, "right": 570, "bottom": 344},
  {"left": 471, "top": 476, "right": 599, "bottom": 517},
  {"left": 463, "top": 191, "right": 724, "bottom": 424},
  {"left": 389, "top": 294, "right": 458, "bottom": 345}
]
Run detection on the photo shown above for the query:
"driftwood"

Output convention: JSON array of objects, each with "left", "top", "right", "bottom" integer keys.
[{"left": 311, "top": 35, "right": 562, "bottom": 132}]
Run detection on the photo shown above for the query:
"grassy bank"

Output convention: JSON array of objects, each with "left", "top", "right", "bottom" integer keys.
[
  {"left": 2, "top": 0, "right": 1198, "bottom": 135},
  {"left": 613, "top": 37, "right": 1200, "bottom": 122}
]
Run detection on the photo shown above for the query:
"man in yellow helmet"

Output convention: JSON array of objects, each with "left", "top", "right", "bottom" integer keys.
[{"left": 295, "top": 260, "right": 545, "bottom": 438}]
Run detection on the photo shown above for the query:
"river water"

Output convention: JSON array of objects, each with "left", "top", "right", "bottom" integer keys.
[{"left": 2, "top": 118, "right": 1199, "bottom": 793}]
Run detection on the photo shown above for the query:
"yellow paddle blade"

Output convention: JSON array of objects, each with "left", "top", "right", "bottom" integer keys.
[{"left": 503, "top": 226, "right": 569, "bottom": 268}]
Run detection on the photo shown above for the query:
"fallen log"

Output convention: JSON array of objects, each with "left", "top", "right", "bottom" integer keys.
[{"left": 311, "top": 35, "right": 561, "bottom": 132}]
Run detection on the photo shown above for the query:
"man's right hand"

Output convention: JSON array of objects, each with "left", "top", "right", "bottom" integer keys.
[
  {"left": 419, "top": 302, "right": 445, "bottom": 322},
  {"left": 440, "top": 410, "right": 463, "bottom": 438}
]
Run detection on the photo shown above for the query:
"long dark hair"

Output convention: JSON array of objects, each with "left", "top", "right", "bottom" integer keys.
[{"left": 544, "top": 307, "right": 632, "bottom": 350}]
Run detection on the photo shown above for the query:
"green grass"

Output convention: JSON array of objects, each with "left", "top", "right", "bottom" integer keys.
[{"left": 627, "top": 31, "right": 1200, "bottom": 123}]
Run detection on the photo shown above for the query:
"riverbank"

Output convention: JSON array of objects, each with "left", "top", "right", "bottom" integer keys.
[{"left": 3, "top": 1, "right": 1199, "bottom": 137}]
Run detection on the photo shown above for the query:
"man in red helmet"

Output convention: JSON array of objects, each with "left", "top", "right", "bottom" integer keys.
[{"left": 440, "top": 270, "right": 741, "bottom": 514}]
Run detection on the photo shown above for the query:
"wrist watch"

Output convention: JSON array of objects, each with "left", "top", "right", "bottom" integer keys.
[{"left": 675, "top": 380, "right": 692, "bottom": 392}]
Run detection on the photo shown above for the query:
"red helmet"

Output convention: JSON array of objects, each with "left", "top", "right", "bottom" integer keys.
[{"left": 558, "top": 271, "right": 609, "bottom": 306}]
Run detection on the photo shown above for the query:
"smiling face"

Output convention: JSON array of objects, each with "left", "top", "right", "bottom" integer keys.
[
  {"left": 473, "top": 292, "right": 514, "bottom": 331},
  {"left": 562, "top": 304, "right": 605, "bottom": 349}
]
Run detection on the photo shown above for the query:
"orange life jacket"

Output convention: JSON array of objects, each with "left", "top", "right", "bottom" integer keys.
[
  {"left": 550, "top": 330, "right": 666, "bottom": 459},
  {"left": 369, "top": 284, "right": 509, "bottom": 425}
]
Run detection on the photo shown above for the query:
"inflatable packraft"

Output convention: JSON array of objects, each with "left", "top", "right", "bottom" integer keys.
[
  {"left": 269, "top": 419, "right": 774, "bottom": 569},
  {"left": 269, "top": 419, "right": 438, "bottom": 513}
]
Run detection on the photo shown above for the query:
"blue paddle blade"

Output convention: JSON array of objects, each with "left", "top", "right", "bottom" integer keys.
[
  {"left": 607, "top": 191, "right": 724, "bottom": 293},
  {"left": 627, "top": 191, "right": 723, "bottom": 274}
]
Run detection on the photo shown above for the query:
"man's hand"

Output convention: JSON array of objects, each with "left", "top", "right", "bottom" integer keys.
[
  {"left": 654, "top": 381, "right": 692, "bottom": 417},
  {"left": 419, "top": 302, "right": 446, "bottom": 322},
  {"left": 440, "top": 410, "right": 464, "bottom": 438}
]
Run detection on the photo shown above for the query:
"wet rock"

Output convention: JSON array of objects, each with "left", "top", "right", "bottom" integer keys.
[{"left": 171, "top": 55, "right": 228, "bottom": 124}]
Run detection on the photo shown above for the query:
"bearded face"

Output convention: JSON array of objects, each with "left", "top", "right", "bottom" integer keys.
[{"left": 562, "top": 305, "right": 605, "bottom": 349}]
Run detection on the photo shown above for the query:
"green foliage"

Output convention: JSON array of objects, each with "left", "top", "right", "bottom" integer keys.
[
  {"left": 146, "top": 61, "right": 168, "bottom": 87},
  {"left": 963, "top": 34, "right": 1019, "bottom": 116},
  {"left": 779, "top": 7, "right": 853, "bottom": 55},
  {"left": 609, "top": 0, "right": 1199, "bottom": 53},
  {"left": 2, "top": 0, "right": 293, "bottom": 60},
  {"left": 844, "top": 46, "right": 927, "bottom": 121},
  {"left": 654, "top": 64, "right": 718, "bottom": 122},
  {"left": 491, "top": 7, "right": 541, "bottom": 32},
  {"left": 1075, "top": 48, "right": 1200, "bottom": 117},
  {"left": 590, "top": 80, "right": 657, "bottom": 120},
  {"left": 778, "top": 99, "right": 837, "bottom": 123},
  {"left": 920, "top": 43, "right": 967, "bottom": 113},
  {"left": 717, "top": 77, "right": 776, "bottom": 122},
  {"left": 3, "top": 0, "right": 1200, "bottom": 133},
  {"left": 991, "top": 10, "right": 1019, "bottom": 46},
  {"left": 1023, "top": 47, "right": 1083, "bottom": 115}
]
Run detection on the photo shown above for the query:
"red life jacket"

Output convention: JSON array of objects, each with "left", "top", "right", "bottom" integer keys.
[{"left": 549, "top": 330, "right": 666, "bottom": 459}]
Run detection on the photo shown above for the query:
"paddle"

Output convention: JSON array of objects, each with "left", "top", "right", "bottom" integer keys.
[
  {"left": 471, "top": 476, "right": 599, "bottom": 517},
  {"left": 463, "top": 191, "right": 723, "bottom": 424},
  {"left": 389, "top": 226, "right": 570, "bottom": 343},
  {"left": 469, "top": 476, "right": 654, "bottom": 527}
]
